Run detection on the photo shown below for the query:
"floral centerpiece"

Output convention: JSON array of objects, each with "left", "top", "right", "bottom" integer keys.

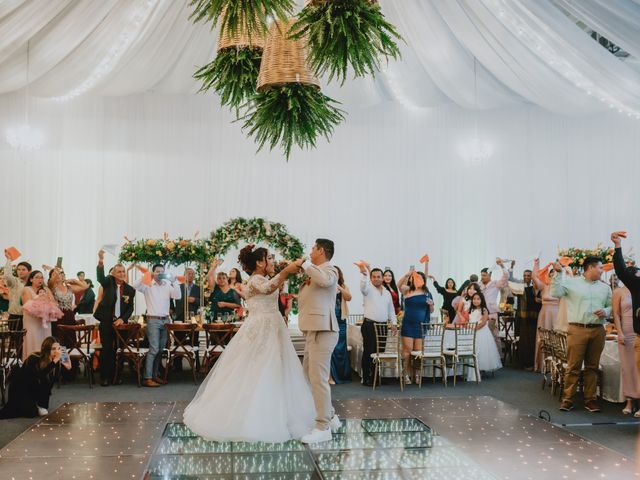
[
  {"left": 119, "top": 234, "right": 213, "bottom": 266},
  {"left": 557, "top": 245, "right": 615, "bottom": 270}
]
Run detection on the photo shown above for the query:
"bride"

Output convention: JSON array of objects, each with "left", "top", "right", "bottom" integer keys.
[{"left": 183, "top": 245, "right": 315, "bottom": 442}]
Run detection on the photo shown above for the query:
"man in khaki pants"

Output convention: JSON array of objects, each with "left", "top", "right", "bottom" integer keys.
[
  {"left": 551, "top": 256, "right": 612, "bottom": 413},
  {"left": 295, "top": 238, "right": 340, "bottom": 444}
]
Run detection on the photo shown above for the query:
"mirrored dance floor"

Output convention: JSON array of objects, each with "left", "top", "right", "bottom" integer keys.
[{"left": 0, "top": 396, "right": 636, "bottom": 479}]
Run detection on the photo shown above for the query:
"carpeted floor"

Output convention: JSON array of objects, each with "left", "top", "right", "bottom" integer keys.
[{"left": 1, "top": 366, "right": 638, "bottom": 458}]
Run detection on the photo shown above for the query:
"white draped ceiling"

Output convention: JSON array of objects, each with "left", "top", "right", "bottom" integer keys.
[
  {"left": 0, "top": 0, "right": 639, "bottom": 114},
  {"left": 1, "top": 1, "right": 639, "bottom": 312}
]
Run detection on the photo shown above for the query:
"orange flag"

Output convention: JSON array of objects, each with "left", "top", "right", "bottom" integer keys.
[
  {"left": 5, "top": 247, "right": 21, "bottom": 261},
  {"left": 559, "top": 256, "right": 573, "bottom": 267},
  {"left": 603, "top": 263, "right": 614, "bottom": 272},
  {"left": 419, "top": 254, "right": 430, "bottom": 264},
  {"left": 412, "top": 271, "right": 425, "bottom": 289},
  {"left": 615, "top": 231, "right": 627, "bottom": 238},
  {"left": 137, "top": 266, "right": 149, "bottom": 273},
  {"left": 141, "top": 271, "right": 152, "bottom": 286},
  {"left": 537, "top": 262, "right": 553, "bottom": 285},
  {"left": 176, "top": 275, "right": 186, "bottom": 284}
]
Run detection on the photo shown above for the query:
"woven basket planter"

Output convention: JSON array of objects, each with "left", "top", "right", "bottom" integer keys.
[
  {"left": 257, "top": 18, "right": 319, "bottom": 92},
  {"left": 217, "top": 13, "right": 265, "bottom": 51}
]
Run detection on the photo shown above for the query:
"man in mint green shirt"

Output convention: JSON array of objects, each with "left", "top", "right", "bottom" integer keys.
[{"left": 551, "top": 256, "right": 611, "bottom": 413}]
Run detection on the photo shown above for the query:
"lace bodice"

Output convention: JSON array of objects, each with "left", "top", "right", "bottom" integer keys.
[
  {"left": 53, "top": 287, "right": 74, "bottom": 311},
  {"left": 245, "top": 275, "right": 280, "bottom": 315}
]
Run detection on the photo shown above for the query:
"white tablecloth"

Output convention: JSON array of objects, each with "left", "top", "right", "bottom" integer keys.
[{"left": 601, "top": 340, "right": 623, "bottom": 403}]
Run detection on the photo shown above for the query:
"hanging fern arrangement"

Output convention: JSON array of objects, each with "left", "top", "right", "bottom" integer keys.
[
  {"left": 189, "top": 0, "right": 295, "bottom": 37},
  {"left": 241, "top": 83, "right": 344, "bottom": 159},
  {"left": 192, "top": 3, "right": 272, "bottom": 114},
  {"left": 290, "top": 0, "right": 403, "bottom": 84},
  {"left": 241, "top": 17, "right": 345, "bottom": 160}
]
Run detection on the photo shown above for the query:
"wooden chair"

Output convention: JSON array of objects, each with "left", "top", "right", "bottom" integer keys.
[
  {"left": 164, "top": 323, "right": 199, "bottom": 384},
  {"left": 202, "top": 324, "right": 236, "bottom": 373},
  {"left": 114, "top": 323, "right": 148, "bottom": 387},
  {"left": 445, "top": 323, "right": 479, "bottom": 385},
  {"left": 497, "top": 313, "right": 516, "bottom": 364},
  {"left": 0, "top": 330, "right": 26, "bottom": 404},
  {"left": 372, "top": 322, "right": 403, "bottom": 391},
  {"left": 411, "top": 322, "right": 447, "bottom": 387},
  {"left": 57, "top": 324, "right": 96, "bottom": 388}
]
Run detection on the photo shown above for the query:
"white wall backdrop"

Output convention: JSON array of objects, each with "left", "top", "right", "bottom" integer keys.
[{"left": 1, "top": 92, "right": 639, "bottom": 311}]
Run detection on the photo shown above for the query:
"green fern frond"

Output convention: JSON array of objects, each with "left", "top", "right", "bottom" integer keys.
[
  {"left": 240, "top": 84, "right": 345, "bottom": 160},
  {"left": 291, "top": 0, "right": 403, "bottom": 85},
  {"left": 194, "top": 47, "right": 262, "bottom": 115}
]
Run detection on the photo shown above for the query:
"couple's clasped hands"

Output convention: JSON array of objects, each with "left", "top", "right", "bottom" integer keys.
[{"left": 282, "top": 258, "right": 305, "bottom": 276}]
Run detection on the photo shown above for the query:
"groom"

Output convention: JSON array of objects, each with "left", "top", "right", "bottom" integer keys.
[{"left": 296, "top": 238, "right": 342, "bottom": 443}]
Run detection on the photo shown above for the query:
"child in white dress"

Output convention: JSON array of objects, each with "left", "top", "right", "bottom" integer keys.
[{"left": 468, "top": 293, "right": 502, "bottom": 379}]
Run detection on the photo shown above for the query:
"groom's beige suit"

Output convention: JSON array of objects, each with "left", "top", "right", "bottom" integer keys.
[{"left": 297, "top": 261, "right": 339, "bottom": 430}]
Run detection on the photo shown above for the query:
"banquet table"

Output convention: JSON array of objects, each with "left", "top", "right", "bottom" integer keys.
[{"left": 600, "top": 339, "right": 623, "bottom": 403}]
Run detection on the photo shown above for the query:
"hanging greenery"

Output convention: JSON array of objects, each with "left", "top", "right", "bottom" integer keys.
[
  {"left": 290, "top": 0, "right": 402, "bottom": 84},
  {"left": 189, "top": 0, "right": 294, "bottom": 38},
  {"left": 241, "top": 83, "right": 344, "bottom": 159},
  {"left": 194, "top": 47, "right": 263, "bottom": 114}
]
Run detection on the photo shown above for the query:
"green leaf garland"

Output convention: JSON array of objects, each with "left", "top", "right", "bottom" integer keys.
[
  {"left": 240, "top": 84, "right": 345, "bottom": 159},
  {"left": 291, "top": 0, "right": 403, "bottom": 84},
  {"left": 194, "top": 47, "right": 262, "bottom": 114}
]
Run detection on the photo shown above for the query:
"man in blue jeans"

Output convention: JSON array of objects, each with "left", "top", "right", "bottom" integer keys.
[{"left": 133, "top": 264, "right": 182, "bottom": 387}]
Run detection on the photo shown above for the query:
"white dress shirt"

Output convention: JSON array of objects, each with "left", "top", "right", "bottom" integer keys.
[
  {"left": 360, "top": 274, "right": 396, "bottom": 324},
  {"left": 133, "top": 278, "right": 181, "bottom": 317}
]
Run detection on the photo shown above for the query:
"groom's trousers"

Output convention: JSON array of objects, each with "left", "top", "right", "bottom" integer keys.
[{"left": 303, "top": 330, "right": 339, "bottom": 430}]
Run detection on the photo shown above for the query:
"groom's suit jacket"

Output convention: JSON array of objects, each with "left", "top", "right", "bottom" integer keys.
[{"left": 297, "top": 261, "right": 339, "bottom": 332}]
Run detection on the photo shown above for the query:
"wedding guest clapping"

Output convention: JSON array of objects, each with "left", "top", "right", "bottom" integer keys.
[
  {"left": 357, "top": 262, "right": 396, "bottom": 387},
  {"left": 397, "top": 267, "right": 434, "bottom": 385}
]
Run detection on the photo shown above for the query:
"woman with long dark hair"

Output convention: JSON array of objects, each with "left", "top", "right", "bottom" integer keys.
[
  {"left": 184, "top": 245, "right": 314, "bottom": 442},
  {"left": 397, "top": 269, "right": 434, "bottom": 384},
  {"left": 383, "top": 269, "right": 401, "bottom": 314},
  {"left": 430, "top": 275, "right": 457, "bottom": 323},
  {"left": 329, "top": 266, "right": 352, "bottom": 384},
  {"left": 21, "top": 271, "right": 63, "bottom": 360},
  {"left": 0, "top": 336, "right": 71, "bottom": 418}
]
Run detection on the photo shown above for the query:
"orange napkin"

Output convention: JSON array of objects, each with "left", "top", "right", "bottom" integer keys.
[
  {"left": 137, "top": 266, "right": 149, "bottom": 273},
  {"left": 603, "top": 263, "right": 614, "bottom": 272},
  {"left": 419, "top": 254, "right": 430, "bottom": 264},
  {"left": 5, "top": 247, "right": 21, "bottom": 261},
  {"left": 176, "top": 275, "right": 186, "bottom": 284},
  {"left": 537, "top": 262, "right": 552, "bottom": 285},
  {"left": 141, "top": 271, "right": 152, "bottom": 286},
  {"left": 615, "top": 231, "right": 627, "bottom": 238},
  {"left": 412, "top": 271, "right": 425, "bottom": 289},
  {"left": 559, "top": 256, "right": 573, "bottom": 267}
]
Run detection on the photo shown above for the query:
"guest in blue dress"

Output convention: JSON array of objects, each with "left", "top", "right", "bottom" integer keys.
[
  {"left": 330, "top": 266, "right": 352, "bottom": 384},
  {"left": 397, "top": 269, "right": 435, "bottom": 384}
]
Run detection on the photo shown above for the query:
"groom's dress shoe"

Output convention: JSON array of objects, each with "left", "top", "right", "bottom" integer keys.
[
  {"left": 301, "top": 428, "right": 332, "bottom": 444},
  {"left": 330, "top": 415, "right": 342, "bottom": 432}
]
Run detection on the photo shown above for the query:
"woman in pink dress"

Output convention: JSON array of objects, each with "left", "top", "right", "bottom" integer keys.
[
  {"left": 532, "top": 259, "right": 559, "bottom": 372},
  {"left": 612, "top": 283, "right": 640, "bottom": 416},
  {"left": 21, "top": 271, "right": 63, "bottom": 360}
]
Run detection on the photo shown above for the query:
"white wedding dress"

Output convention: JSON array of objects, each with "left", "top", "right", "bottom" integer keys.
[{"left": 183, "top": 274, "right": 315, "bottom": 442}]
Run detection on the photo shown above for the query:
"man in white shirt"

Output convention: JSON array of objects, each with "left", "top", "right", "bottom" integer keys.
[
  {"left": 133, "top": 264, "right": 181, "bottom": 387},
  {"left": 479, "top": 259, "right": 508, "bottom": 348},
  {"left": 357, "top": 263, "right": 396, "bottom": 387}
]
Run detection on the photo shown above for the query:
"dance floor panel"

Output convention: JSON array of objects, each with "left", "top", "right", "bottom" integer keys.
[{"left": 0, "top": 396, "right": 636, "bottom": 479}]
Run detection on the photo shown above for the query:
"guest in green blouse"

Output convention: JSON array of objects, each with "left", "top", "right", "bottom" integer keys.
[{"left": 206, "top": 259, "right": 242, "bottom": 321}]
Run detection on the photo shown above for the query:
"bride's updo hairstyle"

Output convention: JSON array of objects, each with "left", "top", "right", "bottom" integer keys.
[{"left": 238, "top": 244, "right": 269, "bottom": 275}]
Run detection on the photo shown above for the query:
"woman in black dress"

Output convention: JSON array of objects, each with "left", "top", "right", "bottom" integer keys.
[
  {"left": 0, "top": 336, "right": 71, "bottom": 418},
  {"left": 429, "top": 276, "right": 457, "bottom": 323}
]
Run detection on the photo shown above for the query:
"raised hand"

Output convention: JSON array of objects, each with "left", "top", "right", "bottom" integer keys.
[
  {"left": 98, "top": 249, "right": 105, "bottom": 261},
  {"left": 611, "top": 231, "right": 626, "bottom": 248}
]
